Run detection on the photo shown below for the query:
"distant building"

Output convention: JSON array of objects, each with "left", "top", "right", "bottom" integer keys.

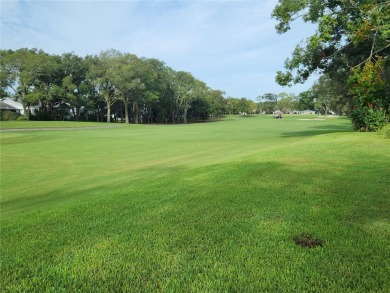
[
  {"left": 0, "top": 100, "right": 18, "bottom": 111},
  {"left": 301, "top": 109, "right": 316, "bottom": 114},
  {"left": 1, "top": 98, "right": 24, "bottom": 114}
]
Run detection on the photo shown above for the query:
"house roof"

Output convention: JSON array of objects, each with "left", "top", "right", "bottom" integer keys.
[
  {"left": 2, "top": 98, "right": 23, "bottom": 109},
  {"left": 0, "top": 101, "right": 18, "bottom": 110}
]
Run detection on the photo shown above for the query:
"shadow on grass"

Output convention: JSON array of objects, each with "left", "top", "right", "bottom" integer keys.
[
  {"left": 281, "top": 124, "right": 353, "bottom": 138},
  {"left": 3, "top": 155, "right": 387, "bottom": 229},
  {"left": 0, "top": 165, "right": 188, "bottom": 215},
  {"left": 239, "top": 115, "right": 257, "bottom": 118}
]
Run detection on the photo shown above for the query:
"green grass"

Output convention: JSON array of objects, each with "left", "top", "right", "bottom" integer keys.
[
  {"left": 1, "top": 115, "right": 390, "bottom": 292},
  {"left": 0, "top": 120, "right": 112, "bottom": 129}
]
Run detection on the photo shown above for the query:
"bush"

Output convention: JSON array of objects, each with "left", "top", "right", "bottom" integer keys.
[
  {"left": 382, "top": 124, "right": 390, "bottom": 139},
  {"left": 351, "top": 106, "right": 388, "bottom": 132},
  {"left": 0, "top": 111, "right": 20, "bottom": 121},
  {"left": 30, "top": 110, "right": 53, "bottom": 121},
  {"left": 17, "top": 115, "right": 29, "bottom": 121}
]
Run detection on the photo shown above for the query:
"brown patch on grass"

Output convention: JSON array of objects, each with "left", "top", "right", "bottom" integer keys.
[{"left": 293, "top": 233, "right": 325, "bottom": 248}]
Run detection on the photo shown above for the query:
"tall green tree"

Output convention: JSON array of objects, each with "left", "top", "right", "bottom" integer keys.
[
  {"left": 297, "top": 91, "right": 315, "bottom": 111},
  {"left": 1, "top": 48, "right": 230, "bottom": 124},
  {"left": 141, "top": 58, "right": 169, "bottom": 124},
  {"left": 225, "top": 97, "right": 239, "bottom": 114},
  {"left": 205, "top": 89, "right": 226, "bottom": 117},
  {"left": 59, "top": 53, "right": 90, "bottom": 120},
  {"left": 272, "top": 0, "right": 390, "bottom": 129},
  {"left": 0, "top": 49, "right": 44, "bottom": 119},
  {"left": 87, "top": 50, "right": 119, "bottom": 123},
  {"left": 277, "top": 93, "right": 297, "bottom": 113},
  {"left": 107, "top": 53, "right": 145, "bottom": 124},
  {"left": 311, "top": 75, "right": 344, "bottom": 114},
  {"left": 31, "top": 53, "right": 63, "bottom": 118},
  {"left": 237, "top": 98, "right": 252, "bottom": 114},
  {"left": 172, "top": 71, "right": 204, "bottom": 124},
  {"left": 0, "top": 50, "right": 14, "bottom": 99},
  {"left": 257, "top": 93, "right": 278, "bottom": 114}
]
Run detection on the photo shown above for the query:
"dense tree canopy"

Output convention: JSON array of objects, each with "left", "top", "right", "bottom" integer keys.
[
  {"left": 1, "top": 49, "right": 232, "bottom": 123},
  {"left": 273, "top": 0, "right": 390, "bottom": 130}
]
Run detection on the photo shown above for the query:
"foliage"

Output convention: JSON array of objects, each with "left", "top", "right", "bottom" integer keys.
[
  {"left": 16, "top": 115, "right": 28, "bottom": 121},
  {"left": 171, "top": 71, "right": 207, "bottom": 124},
  {"left": 297, "top": 91, "right": 315, "bottom": 111},
  {"left": 349, "top": 57, "right": 389, "bottom": 131},
  {"left": 257, "top": 93, "right": 278, "bottom": 114},
  {"left": 0, "top": 111, "right": 20, "bottom": 121},
  {"left": 277, "top": 92, "right": 297, "bottom": 113},
  {"left": 1, "top": 48, "right": 228, "bottom": 124},
  {"left": 382, "top": 124, "right": 390, "bottom": 138},
  {"left": 310, "top": 75, "right": 342, "bottom": 114},
  {"left": 351, "top": 104, "right": 388, "bottom": 131},
  {"left": 205, "top": 90, "right": 226, "bottom": 117},
  {"left": 225, "top": 97, "right": 257, "bottom": 115},
  {"left": 272, "top": 0, "right": 390, "bottom": 130}
]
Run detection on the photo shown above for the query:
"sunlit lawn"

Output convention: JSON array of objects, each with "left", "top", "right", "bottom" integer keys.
[
  {"left": 1, "top": 115, "right": 389, "bottom": 292},
  {"left": 0, "top": 120, "right": 110, "bottom": 129}
]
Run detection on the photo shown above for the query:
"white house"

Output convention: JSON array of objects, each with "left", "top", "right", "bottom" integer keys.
[
  {"left": 1, "top": 98, "right": 24, "bottom": 114},
  {"left": 0, "top": 100, "right": 18, "bottom": 111}
]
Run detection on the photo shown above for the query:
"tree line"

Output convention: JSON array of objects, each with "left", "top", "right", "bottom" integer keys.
[
  {"left": 1, "top": 48, "right": 238, "bottom": 123},
  {"left": 1, "top": 48, "right": 334, "bottom": 123}
]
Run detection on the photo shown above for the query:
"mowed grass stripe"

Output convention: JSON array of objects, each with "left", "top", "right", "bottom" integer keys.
[
  {"left": 1, "top": 116, "right": 321, "bottom": 206},
  {"left": 1, "top": 115, "right": 389, "bottom": 292}
]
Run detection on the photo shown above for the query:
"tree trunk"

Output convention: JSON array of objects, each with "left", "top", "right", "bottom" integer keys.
[
  {"left": 71, "top": 107, "right": 76, "bottom": 118},
  {"left": 324, "top": 103, "right": 329, "bottom": 115},
  {"left": 76, "top": 107, "right": 80, "bottom": 121},
  {"left": 106, "top": 105, "right": 111, "bottom": 123},
  {"left": 26, "top": 106, "right": 31, "bottom": 120},
  {"left": 148, "top": 105, "right": 152, "bottom": 124},
  {"left": 133, "top": 101, "right": 139, "bottom": 124},
  {"left": 120, "top": 105, "right": 124, "bottom": 123},
  {"left": 22, "top": 102, "right": 30, "bottom": 120},
  {"left": 171, "top": 111, "right": 176, "bottom": 124},
  {"left": 20, "top": 86, "right": 30, "bottom": 120},
  {"left": 124, "top": 99, "right": 129, "bottom": 123},
  {"left": 184, "top": 107, "right": 188, "bottom": 124}
]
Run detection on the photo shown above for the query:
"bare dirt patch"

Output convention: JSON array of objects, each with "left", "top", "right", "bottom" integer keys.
[{"left": 293, "top": 233, "right": 325, "bottom": 248}]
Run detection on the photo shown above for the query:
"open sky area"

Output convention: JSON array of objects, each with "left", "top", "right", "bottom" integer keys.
[{"left": 1, "top": 0, "right": 318, "bottom": 100}]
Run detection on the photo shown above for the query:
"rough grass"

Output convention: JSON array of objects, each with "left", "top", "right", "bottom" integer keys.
[{"left": 1, "top": 115, "right": 389, "bottom": 292}]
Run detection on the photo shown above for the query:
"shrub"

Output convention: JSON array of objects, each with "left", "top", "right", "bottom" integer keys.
[
  {"left": 0, "top": 111, "right": 20, "bottom": 121},
  {"left": 30, "top": 110, "right": 53, "bottom": 121},
  {"left": 382, "top": 124, "right": 390, "bottom": 139},
  {"left": 351, "top": 106, "right": 388, "bottom": 132},
  {"left": 17, "top": 115, "right": 29, "bottom": 121}
]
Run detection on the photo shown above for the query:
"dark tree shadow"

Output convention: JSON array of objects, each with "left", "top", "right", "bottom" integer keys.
[{"left": 280, "top": 124, "right": 353, "bottom": 138}]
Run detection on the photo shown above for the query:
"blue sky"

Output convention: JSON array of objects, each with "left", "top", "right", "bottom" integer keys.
[{"left": 1, "top": 0, "right": 318, "bottom": 100}]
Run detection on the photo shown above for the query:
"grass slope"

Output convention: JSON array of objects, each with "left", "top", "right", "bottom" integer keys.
[{"left": 1, "top": 115, "right": 389, "bottom": 292}]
